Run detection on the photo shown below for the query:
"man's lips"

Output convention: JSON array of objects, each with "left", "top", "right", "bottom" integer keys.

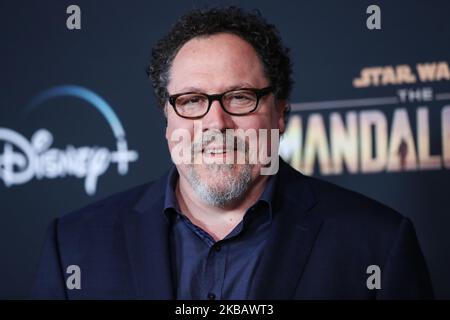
[
  {"left": 200, "top": 144, "right": 240, "bottom": 154},
  {"left": 202, "top": 147, "right": 237, "bottom": 155}
]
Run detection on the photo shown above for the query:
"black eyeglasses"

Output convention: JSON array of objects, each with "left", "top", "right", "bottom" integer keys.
[{"left": 168, "top": 86, "right": 274, "bottom": 119}]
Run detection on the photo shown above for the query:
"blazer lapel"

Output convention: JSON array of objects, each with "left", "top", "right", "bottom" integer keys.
[
  {"left": 122, "top": 173, "right": 175, "bottom": 299},
  {"left": 120, "top": 161, "right": 322, "bottom": 300},
  {"left": 249, "top": 161, "right": 323, "bottom": 299}
]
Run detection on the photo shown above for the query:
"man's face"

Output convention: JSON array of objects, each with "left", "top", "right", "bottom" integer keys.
[{"left": 165, "top": 33, "right": 285, "bottom": 207}]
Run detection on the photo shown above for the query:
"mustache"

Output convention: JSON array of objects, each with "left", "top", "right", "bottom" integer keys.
[{"left": 191, "top": 130, "right": 248, "bottom": 154}]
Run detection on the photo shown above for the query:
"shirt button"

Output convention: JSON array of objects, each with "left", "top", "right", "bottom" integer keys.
[
  {"left": 214, "top": 245, "right": 221, "bottom": 252},
  {"left": 207, "top": 292, "right": 216, "bottom": 300}
]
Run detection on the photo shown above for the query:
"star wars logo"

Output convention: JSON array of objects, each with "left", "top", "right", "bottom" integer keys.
[{"left": 280, "top": 61, "right": 450, "bottom": 175}]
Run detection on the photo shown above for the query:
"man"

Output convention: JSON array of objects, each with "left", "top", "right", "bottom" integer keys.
[{"left": 32, "top": 7, "right": 433, "bottom": 299}]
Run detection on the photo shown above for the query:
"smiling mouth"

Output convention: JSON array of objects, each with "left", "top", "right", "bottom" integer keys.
[{"left": 203, "top": 147, "right": 237, "bottom": 155}]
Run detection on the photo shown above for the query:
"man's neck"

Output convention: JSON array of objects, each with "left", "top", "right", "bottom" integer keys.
[{"left": 175, "top": 173, "right": 269, "bottom": 241}]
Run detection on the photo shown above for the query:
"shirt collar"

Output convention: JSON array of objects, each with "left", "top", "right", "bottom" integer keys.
[
  {"left": 163, "top": 166, "right": 181, "bottom": 214},
  {"left": 163, "top": 166, "right": 277, "bottom": 219}
]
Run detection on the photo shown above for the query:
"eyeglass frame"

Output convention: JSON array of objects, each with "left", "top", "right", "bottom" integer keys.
[{"left": 167, "top": 86, "right": 274, "bottom": 119}]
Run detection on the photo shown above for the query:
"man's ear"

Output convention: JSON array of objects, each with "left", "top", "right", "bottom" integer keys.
[{"left": 277, "top": 100, "right": 288, "bottom": 135}]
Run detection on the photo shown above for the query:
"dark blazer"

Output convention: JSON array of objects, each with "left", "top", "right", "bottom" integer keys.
[{"left": 31, "top": 160, "right": 433, "bottom": 299}]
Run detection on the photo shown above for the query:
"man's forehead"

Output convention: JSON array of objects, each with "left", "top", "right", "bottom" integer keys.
[
  {"left": 172, "top": 82, "right": 260, "bottom": 94},
  {"left": 172, "top": 35, "right": 261, "bottom": 66},
  {"left": 177, "top": 33, "right": 255, "bottom": 54},
  {"left": 168, "top": 34, "right": 267, "bottom": 93},
  {"left": 168, "top": 72, "right": 268, "bottom": 94}
]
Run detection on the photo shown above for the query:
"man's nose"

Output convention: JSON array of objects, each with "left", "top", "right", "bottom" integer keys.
[{"left": 202, "top": 100, "right": 235, "bottom": 131}]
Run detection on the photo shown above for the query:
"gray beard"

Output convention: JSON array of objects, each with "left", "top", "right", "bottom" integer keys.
[{"left": 186, "top": 163, "right": 253, "bottom": 207}]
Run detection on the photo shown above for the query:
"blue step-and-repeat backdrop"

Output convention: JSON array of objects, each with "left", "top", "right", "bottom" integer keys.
[{"left": 1, "top": 0, "right": 449, "bottom": 299}]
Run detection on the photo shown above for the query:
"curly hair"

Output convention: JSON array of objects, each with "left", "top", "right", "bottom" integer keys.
[{"left": 147, "top": 6, "right": 293, "bottom": 116}]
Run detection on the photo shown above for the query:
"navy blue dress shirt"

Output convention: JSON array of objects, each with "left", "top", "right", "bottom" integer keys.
[{"left": 163, "top": 167, "right": 276, "bottom": 300}]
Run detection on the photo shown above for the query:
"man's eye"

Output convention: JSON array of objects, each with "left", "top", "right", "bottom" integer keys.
[
  {"left": 233, "top": 93, "right": 252, "bottom": 100},
  {"left": 187, "top": 97, "right": 201, "bottom": 104},
  {"left": 179, "top": 95, "right": 204, "bottom": 106},
  {"left": 229, "top": 93, "right": 255, "bottom": 104}
]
